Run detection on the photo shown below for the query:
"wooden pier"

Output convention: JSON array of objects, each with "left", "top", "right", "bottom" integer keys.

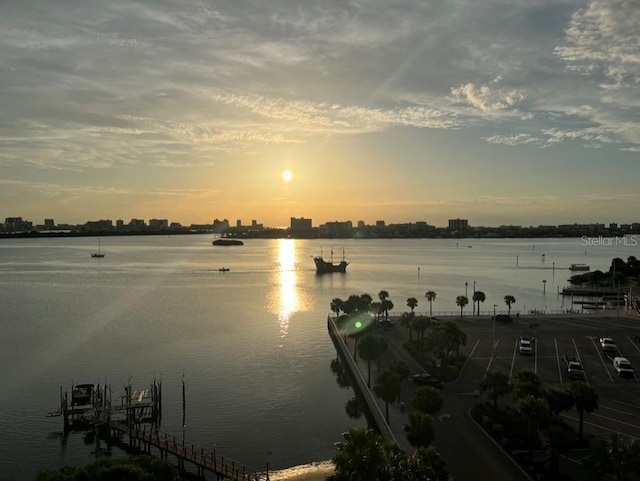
[
  {"left": 109, "top": 421, "right": 266, "bottom": 480},
  {"left": 50, "top": 380, "right": 267, "bottom": 481}
]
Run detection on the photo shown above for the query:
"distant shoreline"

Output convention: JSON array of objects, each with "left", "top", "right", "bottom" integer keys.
[{"left": 0, "top": 231, "right": 627, "bottom": 240}]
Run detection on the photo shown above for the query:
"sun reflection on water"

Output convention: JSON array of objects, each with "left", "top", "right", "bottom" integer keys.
[{"left": 276, "top": 239, "right": 298, "bottom": 338}]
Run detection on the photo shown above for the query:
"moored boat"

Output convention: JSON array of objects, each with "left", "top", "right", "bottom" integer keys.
[
  {"left": 570, "top": 263, "right": 590, "bottom": 271},
  {"left": 212, "top": 239, "right": 244, "bottom": 246},
  {"left": 314, "top": 248, "right": 349, "bottom": 274}
]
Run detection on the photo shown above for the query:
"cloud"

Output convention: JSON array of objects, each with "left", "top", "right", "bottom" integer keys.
[
  {"left": 554, "top": 0, "right": 640, "bottom": 90},
  {"left": 450, "top": 80, "right": 527, "bottom": 113},
  {"left": 211, "top": 93, "right": 460, "bottom": 132}
]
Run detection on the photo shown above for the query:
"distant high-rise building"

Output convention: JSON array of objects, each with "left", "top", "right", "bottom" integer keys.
[
  {"left": 4, "top": 217, "right": 32, "bottom": 232},
  {"left": 129, "top": 218, "right": 146, "bottom": 230},
  {"left": 212, "top": 218, "right": 230, "bottom": 233},
  {"left": 44, "top": 218, "right": 55, "bottom": 230},
  {"left": 376, "top": 220, "right": 385, "bottom": 228},
  {"left": 237, "top": 219, "right": 242, "bottom": 228},
  {"left": 290, "top": 217, "right": 312, "bottom": 232},
  {"left": 149, "top": 219, "right": 168, "bottom": 230},
  {"left": 448, "top": 218, "right": 469, "bottom": 231}
]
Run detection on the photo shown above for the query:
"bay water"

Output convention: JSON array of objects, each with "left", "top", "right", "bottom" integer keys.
[{"left": 0, "top": 235, "right": 636, "bottom": 480}]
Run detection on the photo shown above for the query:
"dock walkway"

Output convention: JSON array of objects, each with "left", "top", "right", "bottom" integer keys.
[{"left": 109, "top": 421, "right": 265, "bottom": 481}]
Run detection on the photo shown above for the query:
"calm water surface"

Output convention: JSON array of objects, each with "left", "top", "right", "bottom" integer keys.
[{"left": 0, "top": 235, "right": 637, "bottom": 479}]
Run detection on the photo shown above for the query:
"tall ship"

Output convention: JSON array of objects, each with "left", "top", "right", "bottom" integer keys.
[{"left": 314, "top": 248, "right": 349, "bottom": 274}]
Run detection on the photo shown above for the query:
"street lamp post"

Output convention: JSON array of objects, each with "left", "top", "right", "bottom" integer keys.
[
  {"left": 465, "top": 281, "right": 468, "bottom": 297},
  {"left": 492, "top": 304, "right": 497, "bottom": 352},
  {"left": 543, "top": 279, "right": 547, "bottom": 294}
]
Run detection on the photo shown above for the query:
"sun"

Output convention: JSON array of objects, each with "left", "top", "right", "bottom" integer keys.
[{"left": 282, "top": 170, "right": 293, "bottom": 182}]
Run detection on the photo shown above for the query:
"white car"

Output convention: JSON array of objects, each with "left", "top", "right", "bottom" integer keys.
[
  {"left": 613, "top": 357, "right": 634, "bottom": 377},
  {"left": 519, "top": 337, "right": 532, "bottom": 355},
  {"left": 599, "top": 337, "right": 617, "bottom": 353}
]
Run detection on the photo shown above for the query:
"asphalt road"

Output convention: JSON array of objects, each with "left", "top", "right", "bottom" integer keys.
[{"left": 345, "top": 311, "right": 640, "bottom": 481}]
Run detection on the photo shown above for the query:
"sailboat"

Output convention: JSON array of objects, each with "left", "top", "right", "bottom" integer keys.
[{"left": 91, "top": 239, "right": 105, "bottom": 258}]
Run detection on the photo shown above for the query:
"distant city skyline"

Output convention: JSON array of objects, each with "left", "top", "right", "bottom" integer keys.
[
  {"left": 4, "top": 213, "right": 639, "bottom": 232},
  {"left": 1, "top": 1, "right": 639, "bottom": 228}
]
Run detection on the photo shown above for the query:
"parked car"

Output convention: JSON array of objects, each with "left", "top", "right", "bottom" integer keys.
[
  {"left": 412, "top": 373, "right": 444, "bottom": 389},
  {"left": 613, "top": 357, "right": 634, "bottom": 377},
  {"left": 563, "top": 355, "right": 586, "bottom": 380},
  {"left": 599, "top": 337, "right": 617, "bottom": 354},
  {"left": 495, "top": 314, "right": 513, "bottom": 323},
  {"left": 378, "top": 319, "right": 394, "bottom": 329},
  {"left": 519, "top": 337, "right": 532, "bottom": 355}
]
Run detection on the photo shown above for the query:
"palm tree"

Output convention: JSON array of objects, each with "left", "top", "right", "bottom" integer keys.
[
  {"left": 516, "top": 394, "right": 549, "bottom": 463},
  {"left": 585, "top": 434, "right": 640, "bottom": 481},
  {"left": 378, "top": 290, "right": 390, "bottom": 302},
  {"left": 544, "top": 387, "right": 574, "bottom": 419},
  {"left": 381, "top": 299, "right": 394, "bottom": 320},
  {"left": 425, "top": 291, "right": 437, "bottom": 316},
  {"left": 332, "top": 427, "right": 387, "bottom": 481},
  {"left": 405, "top": 447, "right": 448, "bottom": 480},
  {"left": 504, "top": 295, "right": 516, "bottom": 316},
  {"left": 568, "top": 381, "right": 599, "bottom": 441},
  {"left": 390, "top": 360, "right": 410, "bottom": 401},
  {"left": 440, "top": 320, "right": 467, "bottom": 358},
  {"left": 406, "top": 297, "right": 418, "bottom": 313},
  {"left": 455, "top": 295, "right": 468, "bottom": 318},
  {"left": 373, "top": 370, "right": 402, "bottom": 423},
  {"left": 513, "top": 370, "right": 542, "bottom": 399},
  {"left": 472, "top": 290, "right": 486, "bottom": 316},
  {"left": 359, "top": 293, "right": 373, "bottom": 312},
  {"left": 371, "top": 301, "right": 384, "bottom": 321},
  {"left": 404, "top": 412, "right": 435, "bottom": 448},
  {"left": 412, "top": 386, "right": 443, "bottom": 415},
  {"left": 413, "top": 315, "right": 430, "bottom": 342},
  {"left": 330, "top": 298, "right": 344, "bottom": 318},
  {"left": 400, "top": 312, "right": 415, "bottom": 341},
  {"left": 358, "top": 334, "right": 381, "bottom": 387},
  {"left": 479, "top": 371, "right": 512, "bottom": 409}
]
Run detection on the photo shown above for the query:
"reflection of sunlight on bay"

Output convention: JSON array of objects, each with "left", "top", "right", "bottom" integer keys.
[{"left": 275, "top": 239, "right": 299, "bottom": 339}]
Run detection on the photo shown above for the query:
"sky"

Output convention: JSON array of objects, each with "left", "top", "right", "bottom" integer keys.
[{"left": 1, "top": 0, "right": 639, "bottom": 228}]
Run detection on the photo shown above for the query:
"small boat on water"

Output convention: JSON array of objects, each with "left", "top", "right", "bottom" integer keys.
[
  {"left": 212, "top": 239, "right": 244, "bottom": 246},
  {"left": 91, "top": 239, "right": 105, "bottom": 258},
  {"left": 71, "top": 383, "right": 94, "bottom": 406},
  {"left": 218, "top": 267, "right": 230, "bottom": 272},
  {"left": 314, "top": 248, "right": 349, "bottom": 274},
  {"left": 570, "top": 263, "right": 590, "bottom": 271}
]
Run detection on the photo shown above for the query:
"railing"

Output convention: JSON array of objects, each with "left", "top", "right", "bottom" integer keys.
[
  {"left": 327, "top": 316, "right": 397, "bottom": 444},
  {"left": 110, "top": 422, "right": 266, "bottom": 481}
]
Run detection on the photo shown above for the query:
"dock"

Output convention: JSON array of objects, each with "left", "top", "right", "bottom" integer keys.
[{"left": 50, "top": 380, "right": 267, "bottom": 481}]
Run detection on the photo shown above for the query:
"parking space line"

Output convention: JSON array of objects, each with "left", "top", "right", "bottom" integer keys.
[
  {"left": 554, "top": 338, "right": 563, "bottom": 384},
  {"left": 456, "top": 338, "right": 480, "bottom": 383},
  {"left": 591, "top": 413, "right": 640, "bottom": 431},
  {"left": 561, "top": 414, "right": 640, "bottom": 439},
  {"left": 600, "top": 404, "right": 639, "bottom": 417},
  {"left": 485, "top": 339, "right": 498, "bottom": 372},
  {"left": 612, "top": 399, "right": 640, "bottom": 410},
  {"left": 589, "top": 336, "right": 614, "bottom": 383},
  {"left": 572, "top": 338, "right": 588, "bottom": 383},
  {"left": 509, "top": 338, "right": 518, "bottom": 382},
  {"left": 628, "top": 336, "right": 640, "bottom": 353}
]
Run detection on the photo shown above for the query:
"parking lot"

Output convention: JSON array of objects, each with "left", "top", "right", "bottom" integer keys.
[{"left": 454, "top": 313, "right": 640, "bottom": 440}]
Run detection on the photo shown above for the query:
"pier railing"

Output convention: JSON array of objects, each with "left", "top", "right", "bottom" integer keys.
[{"left": 110, "top": 421, "right": 266, "bottom": 481}]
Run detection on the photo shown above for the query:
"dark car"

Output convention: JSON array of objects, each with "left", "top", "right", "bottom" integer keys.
[
  {"left": 412, "top": 373, "right": 444, "bottom": 389},
  {"left": 495, "top": 314, "right": 513, "bottom": 323}
]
